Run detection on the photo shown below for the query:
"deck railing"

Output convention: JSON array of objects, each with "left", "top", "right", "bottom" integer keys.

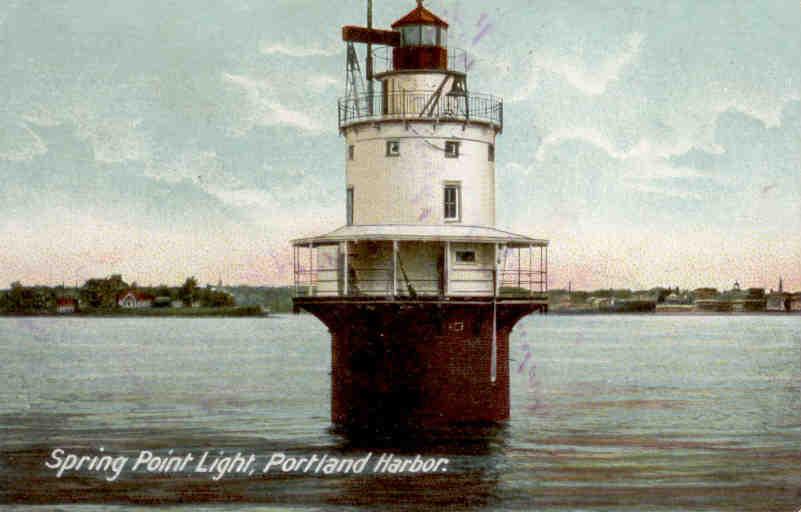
[
  {"left": 338, "top": 91, "right": 503, "bottom": 130},
  {"left": 292, "top": 243, "right": 547, "bottom": 299},
  {"left": 293, "top": 267, "right": 547, "bottom": 299}
]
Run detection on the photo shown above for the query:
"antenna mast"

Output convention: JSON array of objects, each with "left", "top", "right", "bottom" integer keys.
[{"left": 366, "top": 0, "right": 374, "bottom": 114}]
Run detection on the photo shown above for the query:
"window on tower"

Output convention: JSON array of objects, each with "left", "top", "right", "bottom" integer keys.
[
  {"left": 455, "top": 251, "right": 476, "bottom": 264},
  {"left": 348, "top": 145, "right": 355, "bottom": 160},
  {"left": 444, "top": 183, "right": 461, "bottom": 221},
  {"left": 386, "top": 140, "right": 400, "bottom": 157},
  {"left": 488, "top": 144, "right": 495, "bottom": 162},
  {"left": 445, "top": 141, "right": 460, "bottom": 158}
]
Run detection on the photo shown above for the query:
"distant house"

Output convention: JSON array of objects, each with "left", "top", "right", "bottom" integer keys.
[
  {"left": 791, "top": 293, "right": 801, "bottom": 312},
  {"left": 766, "top": 292, "right": 790, "bottom": 312},
  {"left": 693, "top": 288, "right": 719, "bottom": 301},
  {"left": 153, "top": 296, "right": 172, "bottom": 308},
  {"left": 117, "top": 291, "right": 155, "bottom": 309},
  {"left": 732, "top": 288, "right": 766, "bottom": 312},
  {"left": 56, "top": 297, "right": 78, "bottom": 314}
]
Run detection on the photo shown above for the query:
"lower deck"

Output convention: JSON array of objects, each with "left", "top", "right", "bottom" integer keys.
[{"left": 292, "top": 234, "right": 548, "bottom": 300}]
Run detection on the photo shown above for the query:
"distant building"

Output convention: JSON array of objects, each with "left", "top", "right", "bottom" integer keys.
[
  {"left": 153, "top": 296, "right": 172, "bottom": 308},
  {"left": 55, "top": 297, "right": 77, "bottom": 314},
  {"left": 665, "top": 292, "right": 692, "bottom": 305},
  {"left": 732, "top": 288, "right": 766, "bottom": 312},
  {"left": 693, "top": 288, "right": 719, "bottom": 300},
  {"left": 766, "top": 278, "right": 791, "bottom": 312},
  {"left": 117, "top": 291, "right": 155, "bottom": 309},
  {"left": 791, "top": 293, "right": 801, "bottom": 312},
  {"left": 693, "top": 288, "right": 726, "bottom": 311}
]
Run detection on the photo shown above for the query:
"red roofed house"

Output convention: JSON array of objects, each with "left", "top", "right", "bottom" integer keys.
[
  {"left": 56, "top": 297, "right": 78, "bottom": 314},
  {"left": 117, "top": 291, "right": 155, "bottom": 309}
]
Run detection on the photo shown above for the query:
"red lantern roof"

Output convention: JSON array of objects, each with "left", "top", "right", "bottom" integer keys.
[{"left": 391, "top": 3, "right": 449, "bottom": 29}]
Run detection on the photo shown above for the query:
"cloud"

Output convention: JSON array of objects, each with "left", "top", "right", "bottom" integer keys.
[
  {"left": 0, "top": 121, "right": 47, "bottom": 161},
  {"left": 71, "top": 113, "right": 150, "bottom": 164},
  {"left": 535, "top": 127, "right": 694, "bottom": 164},
  {"left": 309, "top": 74, "right": 339, "bottom": 92},
  {"left": 259, "top": 41, "right": 339, "bottom": 58},
  {"left": 514, "top": 32, "right": 644, "bottom": 99},
  {"left": 222, "top": 72, "right": 324, "bottom": 135}
]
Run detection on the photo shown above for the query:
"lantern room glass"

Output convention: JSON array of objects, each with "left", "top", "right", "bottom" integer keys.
[
  {"left": 438, "top": 28, "right": 447, "bottom": 47},
  {"left": 421, "top": 25, "right": 436, "bottom": 46},
  {"left": 399, "top": 25, "right": 446, "bottom": 47},
  {"left": 401, "top": 26, "right": 420, "bottom": 46}
]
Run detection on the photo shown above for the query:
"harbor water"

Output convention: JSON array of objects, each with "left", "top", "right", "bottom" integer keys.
[{"left": 0, "top": 315, "right": 799, "bottom": 511}]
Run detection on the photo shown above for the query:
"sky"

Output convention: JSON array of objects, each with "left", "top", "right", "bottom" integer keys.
[{"left": 0, "top": 0, "right": 799, "bottom": 291}]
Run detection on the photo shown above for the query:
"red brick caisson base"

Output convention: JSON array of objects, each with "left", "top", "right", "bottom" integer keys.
[{"left": 296, "top": 297, "right": 546, "bottom": 429}]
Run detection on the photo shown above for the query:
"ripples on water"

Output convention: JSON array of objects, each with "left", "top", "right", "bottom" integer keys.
[{"left": 0, "top": 315, "right": 799, "bottom": 511}]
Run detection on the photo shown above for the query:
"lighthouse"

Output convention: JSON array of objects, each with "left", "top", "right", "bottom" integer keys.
[{"left": 291, "top": 1, "right": 548, "bottom": 430}]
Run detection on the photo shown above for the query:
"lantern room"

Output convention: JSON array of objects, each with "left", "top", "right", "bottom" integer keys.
[{"left": 391, "top": 1, "right": 449, "bottom": 71}]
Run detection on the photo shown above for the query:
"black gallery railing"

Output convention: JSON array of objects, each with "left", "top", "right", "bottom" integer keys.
[{"left": 338, "top": 91, "right": 503, "bottom": 129}]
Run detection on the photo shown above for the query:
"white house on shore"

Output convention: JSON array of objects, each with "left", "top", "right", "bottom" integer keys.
[
  {"left": 117, "top": 291, "right": 155, "bottom": 309},
  {"left": 56, "top": 297, "right": 78, "bottom": 314}
]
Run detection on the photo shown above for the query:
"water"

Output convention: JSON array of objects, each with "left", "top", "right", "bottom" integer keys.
[{"left": 0, "top": 315, "right": 799, "bottom": 511}]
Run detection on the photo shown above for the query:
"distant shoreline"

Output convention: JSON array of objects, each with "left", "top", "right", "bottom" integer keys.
[
  {"left": 550, "top": 310, "right": 799, "bottom": 316},
  {"left": 0, "top": 306, "right": 267, "bottom": 318}
]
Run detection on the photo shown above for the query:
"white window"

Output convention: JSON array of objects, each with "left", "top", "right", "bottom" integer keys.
[
  {"left": 348, "top": 145, "right": 355, "bottom": 160},
  {"left": 445, "top": 141, "right": 460, "bottom": 158},
  {"left": 455, "top": 251, "right": 476, "bottom": 263},
  {"left": 444, "top": 184, "right": 461, "bottom": 221},
  {"left": 386, "top": 140, "right": 400, "bottom": 157},
  {"left": 488, "top": 144, "right": 495, "bottom": 162},
  {"left": 346, "top": 187, "right": 354, "bottom": 226}
]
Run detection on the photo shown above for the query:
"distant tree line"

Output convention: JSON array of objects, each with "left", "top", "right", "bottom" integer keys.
[{"left": 0, "top": 275, "right": 236, "bottom": 314}]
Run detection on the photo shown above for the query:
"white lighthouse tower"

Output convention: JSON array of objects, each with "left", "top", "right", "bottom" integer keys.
[{"left": 292, "top": 1, "right": 549, "bottom": 430}]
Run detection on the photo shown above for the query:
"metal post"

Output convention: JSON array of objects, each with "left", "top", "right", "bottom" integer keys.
[
  {"left": 308, "top": 243, "right": 314, "bottom": 297},
  {"left": 343, "top": 241, "right": 349, "bottom": 296},
  {"left": 494, "top": 244, "right": 500, "bottom": 297},
  {"left": 517, "top": 247, "right": 521, "bottom": 288},
  {"left": 392, "top": 240, "right": 398, "bottom": 297},
  {"left": 540, "top": 246, "right": 543, "bottom": 293},
  {"left": 545, "top": 246, "right": 549, "bottom": 292},
  {"left": 444, "top": 241, "right": 450, "bottom": 296},
  {"left": 528, "top": 244, "right": 533, "bottom": 297},
  {"left": 366, "top": 0, "right": 373, "bottom": 115}
]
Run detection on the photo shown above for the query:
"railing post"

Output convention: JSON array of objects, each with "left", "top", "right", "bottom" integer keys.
[
  {"left": 307, "top": 243, "right": 314, "bottom": 297},
  {"left": 392, "top": 240, "right": 398, "bottom": 297},
  {"left": 343, "top": 241, "right": 349, "bottom": 296},
  {"left": 494, "top": 244, "right": 500, "bottom": 297},
  {"left": 444, "top": 241, "right": 450, "bottom": 297},
  {"left": 529, "top": 244, "right": 533, "bottom": 297},
  {"left": 292, "top": 245, "right": 297, "bottom": 296},
  {"left": 545, "top": 245, "right": 548, "bottom": 292}
]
